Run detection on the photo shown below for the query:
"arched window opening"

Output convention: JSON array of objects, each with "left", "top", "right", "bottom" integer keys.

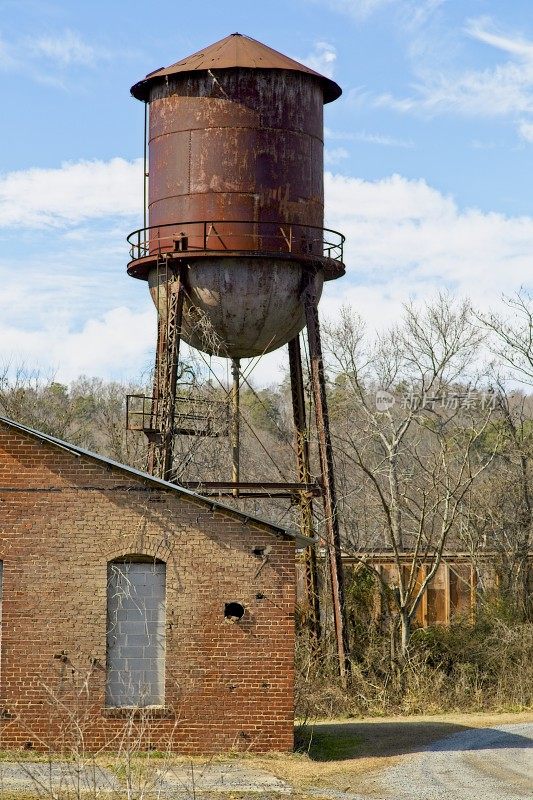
[{"left": 106, "top": 557, "right": 166, "bottom": 708}]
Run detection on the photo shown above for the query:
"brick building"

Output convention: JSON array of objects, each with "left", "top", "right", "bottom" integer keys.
[{"left": 0, "top": 416, "right": 302, "bottom": 753}]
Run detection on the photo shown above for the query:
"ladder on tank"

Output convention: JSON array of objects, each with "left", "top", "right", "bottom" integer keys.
[{"left": 125, "top": 253, "right": 226, "bottom": 480}]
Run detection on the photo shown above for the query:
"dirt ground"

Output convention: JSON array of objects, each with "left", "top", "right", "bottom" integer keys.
[
  {"left": 0, "top": 711, "right": 531, "bottom": 799},
  {"left": 249, "top": 711, "right": 533, "bottom": 794}
]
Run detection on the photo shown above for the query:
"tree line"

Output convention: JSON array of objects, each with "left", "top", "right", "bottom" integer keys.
[{"left": 1, "top": 291, "right": 532, "bottom": 712}]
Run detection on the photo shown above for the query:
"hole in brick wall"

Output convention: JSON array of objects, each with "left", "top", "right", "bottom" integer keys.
[
  {"left": 224, "top": 602, "right": 245, "bottom": 622},
  {"left": 24, "top": 741, "right": 33, "bottom": 750},
  {"left": 54, "top": 651, "right": 68, "bottom": 663},
  {"left": 255, "top": 592, "right": 266, "bottom": 600},
  {"left": 252, "top": 545, "right": 271, "bottom": 557}
]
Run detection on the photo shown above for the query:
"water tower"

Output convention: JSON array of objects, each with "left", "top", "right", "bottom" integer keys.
[{"left": 126, "top": 33, "right": 349, "bottom": 675}]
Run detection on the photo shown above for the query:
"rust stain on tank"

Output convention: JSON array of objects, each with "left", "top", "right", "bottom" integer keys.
[
  {"left": 128, "top": 33, "right": 344, "bottom": 358},
  {"left": 148, "top": 70, "right": 325, "bottom": 243}
]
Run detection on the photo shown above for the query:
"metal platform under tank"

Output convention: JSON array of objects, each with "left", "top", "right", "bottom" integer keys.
[{"left": 127, "top": 219, "right": 346, "bottom": 358}]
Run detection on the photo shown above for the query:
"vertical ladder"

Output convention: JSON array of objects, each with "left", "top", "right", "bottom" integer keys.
[{"left": 147, "top": 256, "right": 185, "bottom": 481}]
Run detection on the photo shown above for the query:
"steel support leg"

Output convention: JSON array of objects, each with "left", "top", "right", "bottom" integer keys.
[
  {"left": 147, "top": 262, "right": 185, "bottom": 481},
  {"left": 303, "top": 273, "right": 350, "bottom": 681},
  {"left": 288, "top": 335, "right": 321, "bottom": 643},
  {"left": 231, "top": 358, "right": 240, "bottom": 498}
]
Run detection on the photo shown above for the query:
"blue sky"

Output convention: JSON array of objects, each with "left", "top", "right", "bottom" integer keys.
[{"left": 1, "top": 0, "right": 533, "bottom": 383}]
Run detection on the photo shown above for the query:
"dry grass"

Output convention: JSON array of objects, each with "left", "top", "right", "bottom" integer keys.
[
  {"left": 296, "top": 618, "right": 533, "bottom": 720},
  {"left": 248, "top": 711, "right": 533, "bottom": 794},
  {"left": 0, "top": 711, "right": 531, "bottom": 798}
]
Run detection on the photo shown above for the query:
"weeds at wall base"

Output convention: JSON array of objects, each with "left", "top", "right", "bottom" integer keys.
[{"left": 296, "top": 615, "right": 533, "bottom": 720}]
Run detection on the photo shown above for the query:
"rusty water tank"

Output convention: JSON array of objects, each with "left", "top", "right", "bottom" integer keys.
[{"left": 127, "top": 33, "right": 345, "bottom": 358}]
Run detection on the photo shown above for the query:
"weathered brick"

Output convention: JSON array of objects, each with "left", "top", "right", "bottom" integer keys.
[{"left": 0, "top": 420, "right": 296, "bottom": 754}]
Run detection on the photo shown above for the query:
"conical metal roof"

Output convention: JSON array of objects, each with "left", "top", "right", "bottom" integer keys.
[{"left": 130, "top": 32, "right": 342, "bottom": 103}]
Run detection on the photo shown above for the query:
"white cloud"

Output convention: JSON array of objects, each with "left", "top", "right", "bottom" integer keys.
[
  {"left": 354, "top": 131, "right": 413, "bottom": 147},
  {"left": 0, "top": 37, "right": 17, "bottom": 70},
  {"left": 518, "top": 120, "right": 533, "bottom": 143},
  {"left": 310, "top": 0, "right": 396, "bottom": 20},
  {"left": 322, "top": 171, "right": 533, "bottom": 329},
  {"left": 466, "top": 17, "right": 533, "bottom": 61},
  {"left": 27, "top": 30, "right": 109, "bottom": 67},
  {"left": 0, "top": 29, "right": 125, "bottom": 89},
  {"left": 302, "top": 41, "right": 337, "bottom": 78},
  {"left": 470, "top": 139, "right": 498, "bottom": 151},
  {"left": 0, "top": 306, "right": 155, "bottom": 384},
  {"left": 0, "top": 156, "right": 149, "bottom": 382},
  {"left": 399, "top": 0, "right": 443, "bottom": 32},
  {"left": 307, "top": 0, "right": 441, "bottom": 23},
  {"left": 374, "top": 17, "right": 533, "bottom": 139},
  {"left": 0, "top": 158, "right": 142, "bottom": 228},
  {"left": 375, "top": 63, "right": 533, "bottom": 118},
  {"left": 325, "top": 127, "right": 414, "bottom": 148},
  {"left": 325, "top": 147, "right": 349, "bottom": 165},
  {"left": 2, "top": 163, "right": 533, "bottom": 388}
]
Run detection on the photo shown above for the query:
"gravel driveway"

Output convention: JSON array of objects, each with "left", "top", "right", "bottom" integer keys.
[
  {"left": 356, "top": 722, "right": 533, "bottom": 800},
  {"left": 0, "top": 722, "right": 530, "bottom": 799}
]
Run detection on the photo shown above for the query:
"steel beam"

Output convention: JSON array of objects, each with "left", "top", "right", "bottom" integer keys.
[
  {"left": 147, "top": 260, "right": 185, "bottom": 481},
  {"left": 303, "top": 273, "right": 350, "bottom": 681},
  {"left": 180, "top": 481, "right": 320, "bottom": 493},
  {"left": 231, "top": 358, "right": 240, "bottom": 498},
  {"left": 180, "top": 480, "right": 319, "bottom": 499},
  {"left": 288, "top": 335, "right": 321, "bottom": 643}
]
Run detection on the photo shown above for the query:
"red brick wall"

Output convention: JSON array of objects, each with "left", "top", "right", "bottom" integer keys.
[{"left": 0, "top": 422, "right": 295, "bottom": 753}]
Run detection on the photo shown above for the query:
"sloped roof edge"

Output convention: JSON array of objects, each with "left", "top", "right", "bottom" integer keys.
[
  {"left": 0, "top": 415, "right": 314, "bottom": 546},
  {"left": 131, "top": 32, "right": 342, "bottom": 103}
]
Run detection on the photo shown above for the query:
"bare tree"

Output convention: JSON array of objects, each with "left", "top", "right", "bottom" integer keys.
[
  {"left": 472, "top": 291, "right": 533, "bottom": 618},
  {"left": 480, "top": 290, "right": 533, "bottom": 384},
  {"left": 0, "top": 365, "right": 148, "bottom": 470},
  {"left": 324, "top": 295, "right": 497, "bottom": 657}
]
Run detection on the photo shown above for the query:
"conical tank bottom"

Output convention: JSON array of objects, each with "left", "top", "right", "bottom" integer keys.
[{"left": 148, "top": 257, "right": 324, "bottom": 358}]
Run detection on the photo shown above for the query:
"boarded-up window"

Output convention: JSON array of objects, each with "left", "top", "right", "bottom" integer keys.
[
  {"left": 427, "top": 564, "right": 448, "bottom": 625},
  {"left": 449, "top": 564, "right": 473, "bottom": 619},
  {"left": 106, "top": 560, "right": 166, "bottom": 708}
]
